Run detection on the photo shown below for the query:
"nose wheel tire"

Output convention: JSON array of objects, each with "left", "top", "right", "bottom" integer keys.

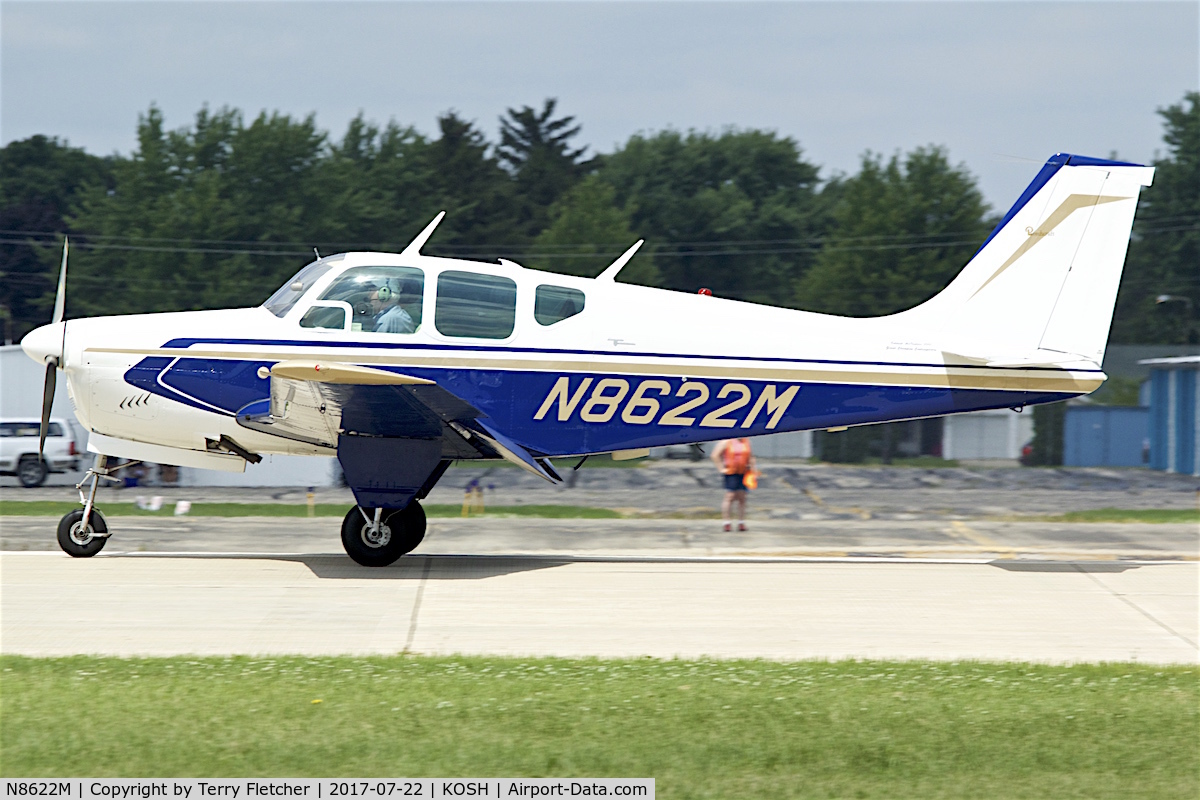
[
  {"left": 341, "top": 501, "right": 426, "bottom": 567},
  {"left": 57, "top": 508, "right": 108, "bottom": 558}
]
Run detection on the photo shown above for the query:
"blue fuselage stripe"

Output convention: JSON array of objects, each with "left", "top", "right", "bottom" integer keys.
[{"left": 125, "top": 351, "right": 1079, "bottom": 457}]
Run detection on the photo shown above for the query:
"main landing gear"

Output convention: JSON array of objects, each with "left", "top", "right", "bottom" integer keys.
[
  {"left": 56, "top": 454, "right": 126, "bottom": 558},
  {"left": 341, "top": 501, "right": 427, "bottom": 567}
]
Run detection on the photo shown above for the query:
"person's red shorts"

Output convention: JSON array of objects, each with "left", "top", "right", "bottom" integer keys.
[{"left": 723, "top": 473, "right": 747, "bottom": 491}]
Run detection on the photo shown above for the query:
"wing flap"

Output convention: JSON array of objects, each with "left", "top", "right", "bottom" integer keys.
[{"left": 470, "top": 420, "right": 563, "bottom": 483}]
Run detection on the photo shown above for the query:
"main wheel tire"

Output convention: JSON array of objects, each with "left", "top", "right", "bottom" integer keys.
[
  {"left": 341, "top": 502, "right": 427, "bottom": 567},
  {"left": 18, "top": 456, "right": 48, "bottom": 488},
  {"left": 57, "top": 509, "right": 108, "bottom": 558}
]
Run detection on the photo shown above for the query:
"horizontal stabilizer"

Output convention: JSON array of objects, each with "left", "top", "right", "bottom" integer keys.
[{"left": 941, "top": 348, "right": 1099, "bottom": 370}]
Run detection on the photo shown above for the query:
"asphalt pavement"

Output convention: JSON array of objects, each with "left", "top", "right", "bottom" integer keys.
[
  {"left": 5, "top": 461, "right": 1196, "bottom": 560},
  {"left": 4, "top": 461, "right": 1196, "bottom": 663},
  {"left": 2, "top": 515, "right": 1196, "bottom": 562},
  {"left": 3, "top": 553, "right": 1195, "bottom": 663},
  {"left": 5, "top": 460, "right": 1198, "bottom": 519}
]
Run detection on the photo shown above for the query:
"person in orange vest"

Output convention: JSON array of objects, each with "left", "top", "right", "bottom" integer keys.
[{"left": 711, "top": 437, "right": 755, "bottom": 531}]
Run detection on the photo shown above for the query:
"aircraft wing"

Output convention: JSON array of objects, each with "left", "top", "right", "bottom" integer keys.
[{"left": 236, "top": 359, "right": 562, "bottom": 483}]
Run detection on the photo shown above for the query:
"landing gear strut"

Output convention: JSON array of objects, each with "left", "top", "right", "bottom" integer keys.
[
  {"left": 56, "top": 454, "right": 131, "bottom": 558},
  {"left": 341, "top": 501, "right": 427, "bottom": 567}
]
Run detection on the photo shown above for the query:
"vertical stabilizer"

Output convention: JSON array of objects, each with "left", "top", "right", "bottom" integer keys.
[{"left": 903, "top": 154, "right": 1153, "bottom": 365}]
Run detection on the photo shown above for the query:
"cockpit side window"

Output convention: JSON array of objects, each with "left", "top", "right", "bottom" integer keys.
[
  {"left": 263, "top": 257, "right": 342, "bottom": 318},
  {"left": 314, "top": 266, "right": 425, "bottom": 333},
  {"left": 534, "top": 284, "right": 586, "bottom": 326},
  {"left": 435, "top": 271, "right": 517, "bottom": 339}
]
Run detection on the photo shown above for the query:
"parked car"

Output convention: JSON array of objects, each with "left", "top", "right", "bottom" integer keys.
[{"left": 0, "top": 418, "right": 80, "bottom": 487}]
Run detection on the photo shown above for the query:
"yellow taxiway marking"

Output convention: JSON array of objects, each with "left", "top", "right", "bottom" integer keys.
[
  {"left": 801, "top": 486, "right": 871, "bottom": 519},
  {"left": 949, "top": 519, "right": 1017, "bottom": 558}
]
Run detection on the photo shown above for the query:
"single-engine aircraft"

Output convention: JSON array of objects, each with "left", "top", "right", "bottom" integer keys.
[{"left": 21, "top": 153, "right": 1153, "bottom": 565}]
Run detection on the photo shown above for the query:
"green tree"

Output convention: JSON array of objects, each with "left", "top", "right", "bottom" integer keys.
[
  {"left": 498, "top": 99, "right": 589, "bottom": 237},
  {"left": 598, "top": 129, "right": 825, "bottom": 304},
  {"left": 0, "top": 135, "right": 111, "bottom": 341},
  {"left": 67, "top": 105, "right": 334, "bottom": 317},
  {"left": 423, "top": 112, "right": 520, "bottom": 250},
  {"left": 1111, "top": 92, "right": 1200, "bottom": 344},
  {"left": 321, "top": 113, "right": 439, "bottom": 251},
  {"left": 795, "top": 147, "right": 993, "bottom": 316},
  {"left": 529, "top": 175, "right": 659, "bottom": 285},
  {"left": 1029, "top": 401, "right": 1066, "bottom": 466}
]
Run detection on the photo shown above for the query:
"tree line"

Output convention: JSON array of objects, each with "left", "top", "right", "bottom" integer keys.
[{"left": 1, "top": 94, "right": 1196, "bottom": 346}]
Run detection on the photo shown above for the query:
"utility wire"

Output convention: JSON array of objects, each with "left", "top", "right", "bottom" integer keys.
[{"left": 2, "top": 224, "right": 1195, "bottom": 260}]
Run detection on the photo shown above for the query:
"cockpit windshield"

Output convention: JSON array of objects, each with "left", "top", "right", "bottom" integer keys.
[{"left": 262, "top": 256, "right": 344, "bottom": 317}]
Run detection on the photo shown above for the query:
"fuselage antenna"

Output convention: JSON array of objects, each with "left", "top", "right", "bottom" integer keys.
[{"left": 313, "top": 247, "right": 322, "bottom": 260}]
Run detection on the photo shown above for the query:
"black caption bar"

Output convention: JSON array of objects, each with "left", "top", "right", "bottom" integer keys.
[{"left": 3, "top": 780, "right": 654, "bottom": 800}]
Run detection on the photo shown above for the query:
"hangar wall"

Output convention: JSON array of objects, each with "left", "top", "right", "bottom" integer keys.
[
  {"left": 1142, "top": 356, "right": 1200, "bottom": 476},
  {"left": 942, "top": 408, "right": 1032, "bottom": 461}
]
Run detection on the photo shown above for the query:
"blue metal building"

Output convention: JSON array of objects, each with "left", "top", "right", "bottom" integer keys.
[
  {"left": 1141, "top": 356, "right": 1200, "bottom": 476},
  {"left": 1063, "top": 406, "right": 1149, "bottom": 467}
]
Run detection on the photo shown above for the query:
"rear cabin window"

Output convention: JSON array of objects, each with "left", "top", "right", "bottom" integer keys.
[
  {"left": 310, "top": 266, "right": 424, "bottom": 333},
  {"left": 534, "top": 284, "right": 586, "bottom": 326},
  {"left": 435, "top": 271, "right": 517, "bottom": 339}
]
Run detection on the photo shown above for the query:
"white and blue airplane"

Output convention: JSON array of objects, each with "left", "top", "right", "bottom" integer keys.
[{"left": 21, "top": 153, "right": 1153, "bottom": 565}]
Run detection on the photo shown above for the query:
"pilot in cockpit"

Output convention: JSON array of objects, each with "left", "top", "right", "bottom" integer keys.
[{"left": 367, "top": 280, "right": 417, "bottom": 334}]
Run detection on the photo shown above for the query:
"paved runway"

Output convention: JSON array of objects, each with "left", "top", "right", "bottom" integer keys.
[
  {"left": 4, "top": 515, "right": 1197, "bottom": 561},
  {"left": 2, "top": 551, "right": 1196, "bottom": 664}
]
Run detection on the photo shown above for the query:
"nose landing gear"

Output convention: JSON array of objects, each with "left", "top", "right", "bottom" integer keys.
[
  {"left": 341, "top": 501, "right": 427, "bottom": 567},
  {"left": 56, "top": 454, "right": 131, "bottom": 558}
]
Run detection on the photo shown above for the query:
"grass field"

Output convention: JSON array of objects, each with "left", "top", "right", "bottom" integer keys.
[
  {"left": 2, "top": 656, "right": 1196, "bottom": 798},
  {"left": 0, "top": 501, "right": 622, "bottom": 519}
]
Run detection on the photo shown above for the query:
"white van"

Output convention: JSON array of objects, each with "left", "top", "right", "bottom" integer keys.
[{"left": 0, "top": 419, "right": 81, "bottom": 487}]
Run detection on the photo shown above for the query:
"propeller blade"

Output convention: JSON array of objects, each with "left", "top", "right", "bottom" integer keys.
[
  {"left": 52, "top": 237, "right": 68, "bottom": 324},
  {"left": 39, "top": 360, "right": 57, "bottom": 458}
]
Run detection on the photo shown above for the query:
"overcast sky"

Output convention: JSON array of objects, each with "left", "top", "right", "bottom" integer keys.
[{"left": 2, "top": 1, "right": 1196, "bottom": 209}]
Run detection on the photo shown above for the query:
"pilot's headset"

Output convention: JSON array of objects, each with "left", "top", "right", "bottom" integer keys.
[{"left": 375, "top": 278, "right": 398, "bottom": 304}]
